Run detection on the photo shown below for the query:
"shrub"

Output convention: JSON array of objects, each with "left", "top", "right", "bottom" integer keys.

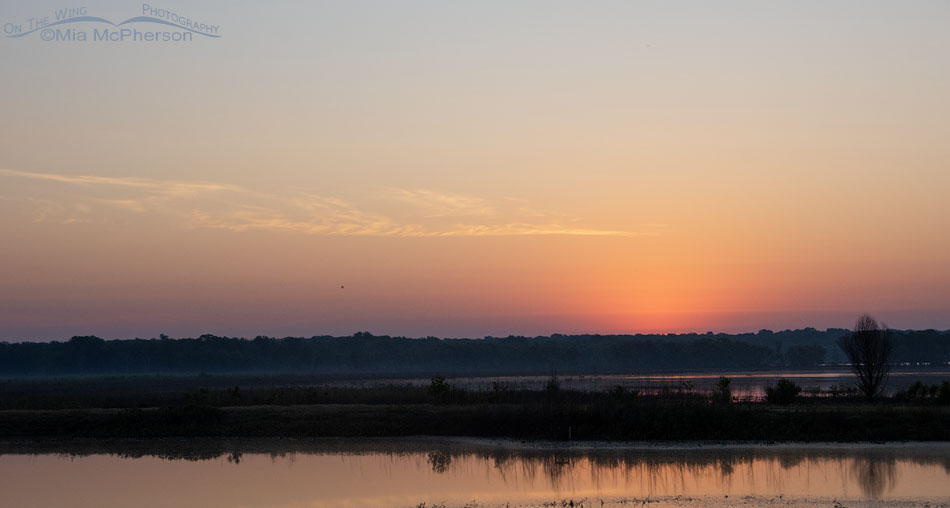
[
  {"left": 712, "top": 376, "right": 732, "bottom": 404},
  {"left": 765, "top": 378, "right": 801, "bottom": 405},
  {"left": 545, "top": 370, "right": 561, "bottom": 394},
  {"left": 894, "top": 381, "right": 930, "bottom": 402},
  {"left": 428, "top": 376, "right": 449, "bottom": 398},
  {"left": 608, "top": 385, "right": 639, "bottom": 403},
  {"left": 895, "top": 381, "right": 950, "bottom": 404},
  {"left": 489, "top": 381, "right": 510, "bottom": 403},
  {"left": 902, "top": 381, "right": 928, "bottom": 401},
  {"left": 938, "top": 381, "right": 950, "bottom": 405}
]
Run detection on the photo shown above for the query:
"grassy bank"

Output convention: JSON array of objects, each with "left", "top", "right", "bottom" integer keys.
[
  {"left": 2, "top": 374, "right": 949, "bottom": 441},
  {"left": 2, "top": 399, "right": 950, "bottom": 441}
]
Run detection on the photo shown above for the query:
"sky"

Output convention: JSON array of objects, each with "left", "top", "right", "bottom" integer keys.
[{"left": 1, "top": 1, "right": 949, "bottom": 341}]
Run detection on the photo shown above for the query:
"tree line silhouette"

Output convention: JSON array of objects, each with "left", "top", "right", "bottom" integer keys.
[{"left": 1, "top": 328, "right": 947, "bottom": 376}]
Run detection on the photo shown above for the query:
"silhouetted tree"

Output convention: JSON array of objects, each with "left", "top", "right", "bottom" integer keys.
[
  {"left": 712, "top": 376, "right": 732, "bottom": 404},
  {"left": 838, "top": 314, "right": 892, "bottom": 400},
  {"left": 765, "top": 378, "right": 801, "bottom": 405}
]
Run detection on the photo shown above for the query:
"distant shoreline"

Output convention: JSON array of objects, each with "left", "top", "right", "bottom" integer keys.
[{"left": 3, "top": 329, "right": 947, "bottom": 377}]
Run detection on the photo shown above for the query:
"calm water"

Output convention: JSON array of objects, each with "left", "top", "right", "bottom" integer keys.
[
  {"left": 1, "top": 439, "right": 949, "bottom": 507},
  {"left": 330, "top": 370, "right": 950, "bottom": 399}
]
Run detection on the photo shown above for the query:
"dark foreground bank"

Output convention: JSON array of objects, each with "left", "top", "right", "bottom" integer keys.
[
  {"left": 2, "top": 401, "right": 949, "bottom": 441},
  {"left": 2, "top": 373, "right": 949, "bottom": 441}
]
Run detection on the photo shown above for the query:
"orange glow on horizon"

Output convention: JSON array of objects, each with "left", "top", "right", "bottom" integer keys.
[{"left": 2, "top": 2, "right": 950, "bottom": 339}]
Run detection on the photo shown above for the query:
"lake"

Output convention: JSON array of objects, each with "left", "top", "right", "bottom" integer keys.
[
  {"left": 1, "top": 439, "right": 949, "bottom": 507},
  {"left": 324, "top": 370, "right": 950, "bottom": 400}
]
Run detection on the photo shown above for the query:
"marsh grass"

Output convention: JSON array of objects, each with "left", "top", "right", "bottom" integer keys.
[{"left": 1, "top": 374, "right": 948, "bottom": 441}]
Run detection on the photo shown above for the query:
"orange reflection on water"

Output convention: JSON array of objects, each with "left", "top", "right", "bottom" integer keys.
[{"left": 0, "top": 441, "right": 948, "bottom": 507}]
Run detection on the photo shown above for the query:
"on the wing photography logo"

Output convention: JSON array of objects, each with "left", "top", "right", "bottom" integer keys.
[{"left": 3, "top": 4, "right": 220, "bottom": 43}]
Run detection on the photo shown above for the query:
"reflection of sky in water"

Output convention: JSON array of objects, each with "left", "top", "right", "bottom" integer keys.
[
  {"left": 1, "top": 441, "right": 949, "bottom": 507},
  {"left": 315, "top": 371, "right": 950, "bottom": 399}
]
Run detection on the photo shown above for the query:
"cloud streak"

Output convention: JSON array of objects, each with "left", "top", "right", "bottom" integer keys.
[
  {"left": 1, "top": 169, "right": 648, "bottom": 238},
  {"left": 389, "top": 188, "right": 497, "bottom": 218},
  {"left": 0, "top": 169, "right": 240, "bottom": 196}
]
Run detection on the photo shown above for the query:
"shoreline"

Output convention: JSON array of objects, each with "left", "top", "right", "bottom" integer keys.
[
  {"left": 419, "top": 435, "right": 950, "bottom": 451},
  {"left": 4, "top": 434, "right": 950, "bottom": 453},
  {"left": 2, "top": 402, "right": 950, "bottom": 442}
]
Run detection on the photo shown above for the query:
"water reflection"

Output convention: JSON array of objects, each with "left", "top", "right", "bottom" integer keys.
[
  {"left": 851, "top": 456, "right": 897, "bottom": 499},
  {"left": 1, "top": 439, "right": 949, "bottom": 507},
  {"left": 427, "top": 450, "right": 452, "bottom": 473}
]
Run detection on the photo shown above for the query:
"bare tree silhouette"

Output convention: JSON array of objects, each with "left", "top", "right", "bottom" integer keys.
[{"left": 837, "top": 314, "right": 893, "bottom": 400}]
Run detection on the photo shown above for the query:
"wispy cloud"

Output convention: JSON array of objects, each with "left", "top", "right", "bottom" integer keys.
[
  {"left": 0, "top": 169, "right": 240, "bottom": 196},
  {"left": 389, "top": 188, "right": 496, "bottom": 218},
  {"left": 1, "top": 169, "right": 650, "bottom": 238}
]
